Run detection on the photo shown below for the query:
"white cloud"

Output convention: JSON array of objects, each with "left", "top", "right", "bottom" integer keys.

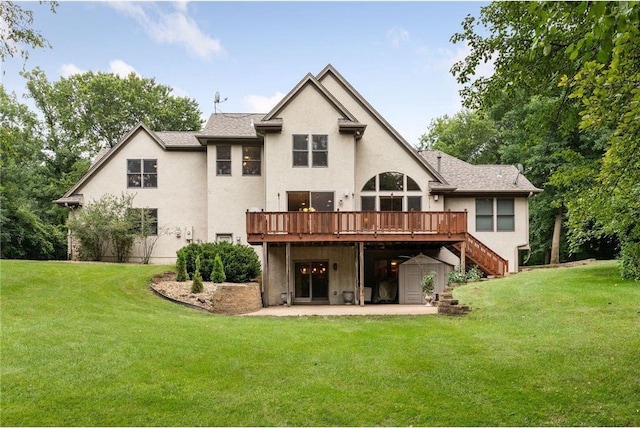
[
  {"left": 108, "top": 2, "right": 224, "bottom": 61},
  {"left": 109, "top": 59, "right": 138, "bottom": 77},
  {"left": 170, "top": 85, "right": 190, "bottom": 98},
  {"left": 60, "top": 63, "right": 85, "bottom": 77},
  {"left": 243, "top": 92, "right": 285, "bottom": 113},
  {"left": 386, "top": 26, "right": 410, "bottom": 48}
]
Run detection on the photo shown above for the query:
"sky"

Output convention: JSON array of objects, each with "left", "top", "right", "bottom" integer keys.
[{"left": 2, "top": 1, "right": 492, "bottom": 146}]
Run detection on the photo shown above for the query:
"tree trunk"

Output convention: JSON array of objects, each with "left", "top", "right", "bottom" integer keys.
[{"left": 550, "top": 207, "right": 562, "bottom": 265}]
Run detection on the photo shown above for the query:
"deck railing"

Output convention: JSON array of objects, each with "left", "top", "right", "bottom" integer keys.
[
  {"left": 453, "top": 233, "right": 509, "bottom": 277},
  {"left": 246, "top": 210, "right": 467, "bottom": 241}
]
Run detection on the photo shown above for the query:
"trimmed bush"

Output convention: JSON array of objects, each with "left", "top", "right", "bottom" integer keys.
[{"left": 176, "top": 242, "right": 261, "bottom": 283}]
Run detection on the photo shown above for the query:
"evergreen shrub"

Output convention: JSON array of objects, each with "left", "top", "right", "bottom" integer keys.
[
  {"left": 176, "top": 242, "right": 261, "bottom": 283},
  {"left": 191, "top": 255, "right": 204, "bottom": 293}
]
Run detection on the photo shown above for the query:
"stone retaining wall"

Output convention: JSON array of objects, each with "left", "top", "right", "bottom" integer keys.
[{"left": 211, "top": 283, "right": 262, "bottom": 315}]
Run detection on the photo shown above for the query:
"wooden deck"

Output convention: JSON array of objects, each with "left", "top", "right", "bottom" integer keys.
[
  {"left": 246, "top": 210, "right": 468, "bottom": 243},
  {"left": 246, "top": 210, "right": 509, "bottom": 277}
]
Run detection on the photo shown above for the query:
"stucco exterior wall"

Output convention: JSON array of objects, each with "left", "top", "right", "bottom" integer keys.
[
  {"left": 318, "top": 74, "right": 439, "bottom": 211},
  {"left": 266, "top": 245, "right": 357, "bottom": 306},
  {"left": 444, "top": 196, "right": 530, "bottom": 272},
  {"left": 264, "top": 85, "right": 357, "bottom": 212},
  {"left": 206, "top": 143, "right": 265, "bottom": 244},
  {"left": 74, "top": 130, "right": 208, "bottom": 264}
]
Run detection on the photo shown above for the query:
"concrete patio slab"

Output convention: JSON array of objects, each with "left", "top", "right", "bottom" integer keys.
[{"left": 242, "top": 304, "right": 438, "bottom": 316}]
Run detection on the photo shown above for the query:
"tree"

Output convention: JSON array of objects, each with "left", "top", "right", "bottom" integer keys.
[
  {"left": 0, "top": 1, "right": 57, "bottom": 65},
  {"left": 191, "top": 255, "right": 204, "bottom": 293},
  {"left": 450, "top": 1, "right": 639, "bottom": 276},
  {"left": 419, "top": 110, "right": 500, "bottom": 164},
  {"left": 0, "top": 85, "right": 66, "bottom": 259},
  {"left": 21, "top": 68, "right": 203, "bottom": 154}
]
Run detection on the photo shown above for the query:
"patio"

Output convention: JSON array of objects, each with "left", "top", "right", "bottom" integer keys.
[{"left": 242, "top": 304, "right": 439, "bottom": 316}]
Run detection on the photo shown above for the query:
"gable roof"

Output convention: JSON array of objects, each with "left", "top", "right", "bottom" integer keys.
[
  {"left": 316, "top": 64, "right": 451, "bottom": 187},
  {"left": 256, "top": 72, "right": 366, "bottom": 137},
  {"left": 54, "top": 122, "right": 174, "bottom": 205},
  {"left": 421, "top": 150, "right": 542, "bottom": 195}
]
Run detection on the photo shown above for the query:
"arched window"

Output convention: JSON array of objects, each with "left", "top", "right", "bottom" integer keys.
[{"left": 360, "top": 172, "right": 422, "bottom": 211}]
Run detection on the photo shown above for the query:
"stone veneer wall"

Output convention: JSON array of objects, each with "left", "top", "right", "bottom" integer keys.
[{"left": 212, "top": 283, "right": 262, "bottom": 315}]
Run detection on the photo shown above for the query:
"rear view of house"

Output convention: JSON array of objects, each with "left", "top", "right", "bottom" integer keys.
[{"left": 56, "top": 64, "right": 541, "bottom": 306}]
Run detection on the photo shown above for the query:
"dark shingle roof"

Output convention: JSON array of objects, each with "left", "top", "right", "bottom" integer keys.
[
  {"left": 421, "top": 150, "right": 542, "bottom": 194},
  {"left": 200, "top": 113, "right": 266, "bottom": 138}
]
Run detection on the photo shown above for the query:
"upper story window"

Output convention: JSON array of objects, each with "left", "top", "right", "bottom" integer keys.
[
  {"left": 360, "top": 172, "right": 422, "bottom": 211},
  {"left": 216, "top": 145, "right": 231, "bottom": 176},
  {"left": 127, "top": 159, "right": 157, "bottom": 188},
  {"left": 293, "top": 135, "right": 308, "bottom": 167},
  {"left": 497, "top": 198, "right": 515, "bottom": 231},
  {"left": 476, "top": 198, "right": 515, "bottom": 232},
  {"left": 292, "top": 134, "right": 328, "bottom": 167},
  {"left": 312, "top": 135, "right": 328, "bottom": 167},
  {"left": 242, "top": 146, "right": 261, "bottom": 176},
  {"left": 476, "top": 199, "right": 494, "bottom": 231},
  {"left": 362, "top": 172, "right": 421, "bottom": 192}
]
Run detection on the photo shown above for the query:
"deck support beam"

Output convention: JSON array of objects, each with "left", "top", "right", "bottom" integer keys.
[
  {"left": 358, "top": 242, "right": 365, "bottom": 307},
  {"left": 460, "top": 239, "right": 466, "bottom": 273},
  {"left": 262, "top": 242, "right": 269, "bottom": 307},
  {"left": 285, "top": 243, "right": 291, "bottom": 306}
]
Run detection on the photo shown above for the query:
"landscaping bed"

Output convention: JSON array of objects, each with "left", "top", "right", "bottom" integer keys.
[{"left": 150, "top": 271, "right": 261, "bottom": 315}]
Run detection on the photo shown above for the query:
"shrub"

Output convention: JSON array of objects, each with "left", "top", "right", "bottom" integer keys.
[
  {"left": 448, "top": 267, "right": 467, "bottom": 285},
  {"left": 191, "top": 255, "right": 204, "bottom": 293},
  {"left": 466, "top": 264, "right": 483, "bottom": 281},
  {"left": 211, "top": 253, "right": 226, "bottom": 283},
  {"left": 619, "top": 241, "right": 640, "bottom": 280},
  {"left": 176, "top": 251, "right": 188, "bottom": 282},
  {"left": 176, "top": 242, "right": 261, "bottom": 283}
]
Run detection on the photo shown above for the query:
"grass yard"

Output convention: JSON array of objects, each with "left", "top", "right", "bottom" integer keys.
[{"left": 1, "top": 260, "right": 638, "bottom": 426}]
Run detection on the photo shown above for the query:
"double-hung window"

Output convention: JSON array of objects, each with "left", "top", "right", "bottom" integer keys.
[
  {"left": 475, "top": 198, "right": 494, "bottom": 231},
  {"left": 242, "top": 146, "right": 261, "bottom": 176},
  {"left": 217, "top": 145, "right": 231, "bottom": 176},
  {"left": 293, "top": 135, "right": 308, "bottom": 167},
  {"left": 497, "top": 199, "right": 515, "bottom": 231},
  {"left": 312, "top": 135, "right": 328, "bottom": 167},
  {"left": 127, "top": 159, "right": 157, "bottom": 188}
]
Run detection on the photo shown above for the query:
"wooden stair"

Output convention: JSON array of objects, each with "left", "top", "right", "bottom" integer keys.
[{"left": 449, "top": 233, "right": 508, "bottom": 277}]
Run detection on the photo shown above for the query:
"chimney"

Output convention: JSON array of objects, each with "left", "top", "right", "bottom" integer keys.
[{"left": 437, "top": 153, "right": 442, "bottom": 173}]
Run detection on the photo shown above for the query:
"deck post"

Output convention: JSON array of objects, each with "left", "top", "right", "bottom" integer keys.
[
  {"left": 286, "top": 243, "right": 291, "bottom": 307},
  {"left": 358, "top": 242, "right": 365, "bottom": 306},
  {"left": 460, "top": 239, "right": 466, "bottom": 273},
  {"left": 262, "top": 243, "right": 269, "bottom": 307}
]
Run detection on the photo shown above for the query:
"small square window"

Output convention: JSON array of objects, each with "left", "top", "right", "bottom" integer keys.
[{"left": 128, "top": 159, "right": 157, "bottom": 188}]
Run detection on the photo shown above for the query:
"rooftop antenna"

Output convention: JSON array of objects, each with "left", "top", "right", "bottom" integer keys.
[
  {"left": 513, "top": 163, "right": 524, "bottom": 185},
  {"left": 214, "top": 91, "right": 228, "bottom": 114}
]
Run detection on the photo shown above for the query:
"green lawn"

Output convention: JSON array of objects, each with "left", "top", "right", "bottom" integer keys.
[{"left": 1, "top": 260, "right": 638, "bottom": 426}]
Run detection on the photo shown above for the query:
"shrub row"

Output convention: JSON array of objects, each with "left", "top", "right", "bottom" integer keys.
[{"left": 176, "top": 242, "right": 261, "bottom": 283}]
